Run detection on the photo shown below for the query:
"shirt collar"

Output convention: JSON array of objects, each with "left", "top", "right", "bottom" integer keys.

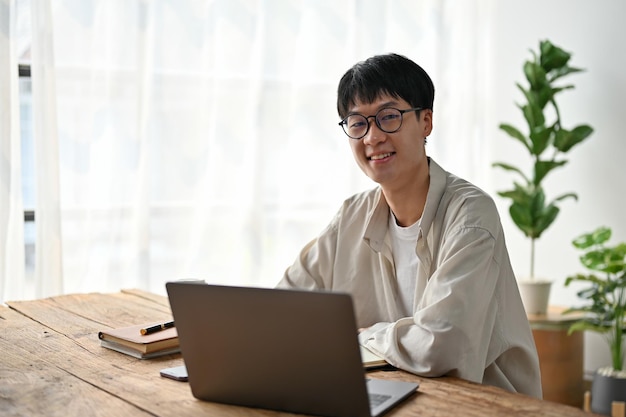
[{"left": 363, "top": 157, "right": 447, "bottom": 252}]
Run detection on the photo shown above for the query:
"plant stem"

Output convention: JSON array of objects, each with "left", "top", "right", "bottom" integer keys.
[
  {"left": 614, "top": 321, "right": 623, "bottom": 371},
  {"left": 552, "top": 98, "right": 562, "bottom": 128},
  {"left": 613, "top": 287, "right": 625, "bottom": 371},
  {"left": 530, "top": 238, "right": 535, "bottom": 280}
]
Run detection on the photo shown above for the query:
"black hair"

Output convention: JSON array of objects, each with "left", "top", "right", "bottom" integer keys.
[{"left": 337, "top": 53, "right": 435, "bottom": 119}]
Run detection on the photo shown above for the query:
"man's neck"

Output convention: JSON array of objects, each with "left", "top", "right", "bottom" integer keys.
[{"left": 383, "top": 166, "right": 430, "bottom": 227}]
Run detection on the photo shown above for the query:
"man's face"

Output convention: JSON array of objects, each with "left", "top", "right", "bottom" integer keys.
[{"left": 346, "top": 94, "right": 433, "bottom": 189}]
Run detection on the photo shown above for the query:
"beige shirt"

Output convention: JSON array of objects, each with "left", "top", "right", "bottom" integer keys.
[{"left": 278, "top": 158, "right": 542, "bottom": 399}]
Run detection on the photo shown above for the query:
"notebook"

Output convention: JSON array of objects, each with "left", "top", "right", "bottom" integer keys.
[
  {"left": 98, "top": 322, "right": 179, "bottom": 359},
  {"left": 165, "top": 282, "right": 418, "bottom": 417}
]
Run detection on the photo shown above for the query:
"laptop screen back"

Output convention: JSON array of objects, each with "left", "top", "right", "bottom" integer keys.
[{"left": 166, "top": 282, "right": 372, "bottom": 417}]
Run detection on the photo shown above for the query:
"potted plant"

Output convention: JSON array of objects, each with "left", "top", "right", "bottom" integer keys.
[
  {"left": 493, "top": 39, "right": 593, "bottom": 314},
  {"left": 564, "top": 226, "right": 626, "bottom": 415}
]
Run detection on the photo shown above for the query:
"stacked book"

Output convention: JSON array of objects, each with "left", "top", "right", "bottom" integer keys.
[{"left": 98, "top": 321, "right": 179, "bottom": 359}]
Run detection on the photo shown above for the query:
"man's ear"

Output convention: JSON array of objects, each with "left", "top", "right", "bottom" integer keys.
[{"left": 422, "top": 109, "right": 433, "bottom": 137}]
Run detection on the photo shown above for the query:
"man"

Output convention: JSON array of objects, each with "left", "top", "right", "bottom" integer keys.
[{"left": 277, "top": 53, "right": 542, "bottom": 399}]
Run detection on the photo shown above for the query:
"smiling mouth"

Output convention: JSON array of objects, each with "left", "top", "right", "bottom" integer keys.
[{"left": 368, "top": 152, "right": 394, "bottom": 161}]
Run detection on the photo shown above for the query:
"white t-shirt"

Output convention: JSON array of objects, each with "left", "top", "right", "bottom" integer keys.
[{"left": 388, "top": 211, "right": 420, "bottom": 316}]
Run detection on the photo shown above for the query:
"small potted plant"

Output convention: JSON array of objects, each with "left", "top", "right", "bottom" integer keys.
[
  {"left": 493, "top": 39, "right": 593, "bottom": 314},
  {"left": 564, "top": 226, "right": 626, "bottom": 415}
]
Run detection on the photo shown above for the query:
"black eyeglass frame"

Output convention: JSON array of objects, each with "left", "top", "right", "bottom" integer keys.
[{"left": 338, "top": 107, "right": 424, "bottom": 140}]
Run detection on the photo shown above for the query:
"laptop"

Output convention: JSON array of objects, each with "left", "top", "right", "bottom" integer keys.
[{"left": 166, "top": 282, "right": 419, "bottom": 417}]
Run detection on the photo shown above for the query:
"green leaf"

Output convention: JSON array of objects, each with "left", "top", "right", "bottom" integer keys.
[
  {"left": 615, "top": 243, "right": 626, "bottom": 257},
  {"left": 529, "top": 185, "right": 545, "bottom": 211},
  {"left": 565, "top": 273, "right": 603, "bottom": 286},
  {"left": 534, "top": 160, "right": 567, "bottom": 185},
  {"left": 605, "top": 260, "right": 626, "bottom": 275},
  {"left": 567, "top": 226, "right": 626, "bottom": 370},
  {"left": 554, "top": 125, "right": 594, "bottom": 152},
  {"left": 536, "top": 85, "right": 553, "bottom": 109},
  {"left": 540, "top": 40, "right": 572, "bottom": 72},
  {"left": 524, "top": 61, "right": 548, "bottom": 91},
  {"left": 518, "top": 82, "right": 551, "bottom": 112},
  {"left": 594, "top": 246, "right": 626, "bottom": 274},
  {"left": 580, "top": 249, "right": 614, "bottom": 272},
  {"left": 492, "top": 162, "right": 529, "bottom": 183},
  {"left": 548, "top": 84, "right": 575, "bottom": 98},
  {"left": 551, "top": 192, "right": 578, "bottom": 203},
  {"left": 572, "top": 227, "right": 612, "bottom": 249},
  {"left": 533, "top": 204, "right": 559, "bottom": 238},
  {"left": 504, "top": 182, "right": 534, "bottom": 204},
  {"left": 522, "top": 103, "right": 545, "bottom": 133},
  {"left": 499, "top": 123, "right": 532, "bottom": 153},
  {"left": 500, "top": 183, "right": 572, "bottom": 239},
  {"left": 567, "top": 320, "right": 612, "bottom": 335},
  {"left": 529, "top": 126, "right": 552, "bottom": 156},
  {"left": 509, "top": 203, "right": 534, "bottom": 237},
  {"left": 549, "top": 66, "right": 584, "bottom": 83}
]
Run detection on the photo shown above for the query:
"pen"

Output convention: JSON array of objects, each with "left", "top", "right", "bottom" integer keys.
[{"left": 140, "top": 321, "right": 175, "bottom": 335}]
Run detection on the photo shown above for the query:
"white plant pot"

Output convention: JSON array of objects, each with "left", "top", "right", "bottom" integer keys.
[{"left": 518, "top": 279, "right": 552, "bottom": 315}]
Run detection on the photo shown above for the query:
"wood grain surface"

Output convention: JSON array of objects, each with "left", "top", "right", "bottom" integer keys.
[{"left": 0, "top": 290, "right": 600, "bottom": 417}]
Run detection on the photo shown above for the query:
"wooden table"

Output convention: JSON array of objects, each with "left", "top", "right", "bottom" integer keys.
[{"left": 0, "top": 290, "right": 600, "bottom": 417}]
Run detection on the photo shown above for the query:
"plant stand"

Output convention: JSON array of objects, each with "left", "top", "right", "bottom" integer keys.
[
  {"left": 584, "top": 370, "right": 626, "bottom": 416},
  {"left": 528, "top": 306, "right": 585, "bottom": 407},
  {"left": 584, "top": 391, "right": 626, "bottom": 417}
]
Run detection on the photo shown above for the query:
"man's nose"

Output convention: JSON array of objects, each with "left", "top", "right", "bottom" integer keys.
[{"left": 362, "top": 117, "right": 386, "bottom": 145}]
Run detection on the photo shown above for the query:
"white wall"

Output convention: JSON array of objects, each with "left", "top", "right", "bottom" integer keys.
[{"left": 486, "top": 0, "right": 626, "bottom": 376}]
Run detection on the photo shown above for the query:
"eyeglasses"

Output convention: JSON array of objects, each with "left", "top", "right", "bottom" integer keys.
[{"left": 338, "top": 107, "right": 423, "bottom": 140}]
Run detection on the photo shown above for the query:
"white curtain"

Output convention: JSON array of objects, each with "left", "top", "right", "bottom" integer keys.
[
  {"left": 0, "top": 0, "right": 26, "bottom": 303},
  {"left": 31, "top": 0, "right": 63, "bottom": 298},
  {"left": 1, "top": 0, "right": 495, "bottom": 302}
]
